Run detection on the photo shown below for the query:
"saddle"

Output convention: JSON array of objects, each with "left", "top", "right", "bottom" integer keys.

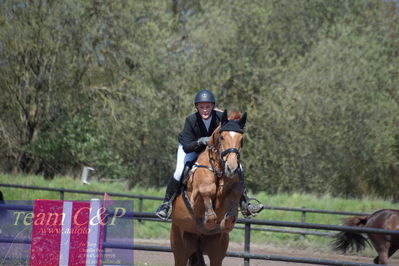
[{"left": 181, "top": 160, "right": 195, "bottom": 188}]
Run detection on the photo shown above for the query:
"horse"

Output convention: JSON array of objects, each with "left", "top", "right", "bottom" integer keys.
[
  {"left": 170, "top": 110, "right": 247, "bottom": 266},
  {"left": 331, "top": 209, "right": 399, "bottom": 265}
]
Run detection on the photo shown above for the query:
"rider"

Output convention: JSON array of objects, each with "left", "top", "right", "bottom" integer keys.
[{"left": 155, "top": 89, "right": 263, "bottom": 220}]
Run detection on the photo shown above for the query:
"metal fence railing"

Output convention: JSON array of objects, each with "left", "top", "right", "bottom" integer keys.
[
  {"left": 0, "top": 183, "right": 371, "bottom": 238},
  {"left": 0, "top": 203, "right": 390, "bottom": 266}
]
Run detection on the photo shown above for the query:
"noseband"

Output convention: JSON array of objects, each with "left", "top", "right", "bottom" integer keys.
[{"left": 220, "top": 147, "right": 240, "bottom": 160}]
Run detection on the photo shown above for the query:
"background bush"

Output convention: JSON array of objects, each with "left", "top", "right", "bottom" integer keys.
[{"left": 0, "top": 0, "right": 398, "bottom": 198}]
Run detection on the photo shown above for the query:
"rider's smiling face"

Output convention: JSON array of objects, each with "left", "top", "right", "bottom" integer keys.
[{"left": 196, "top": 102, "right": 214, "bottom": 120}]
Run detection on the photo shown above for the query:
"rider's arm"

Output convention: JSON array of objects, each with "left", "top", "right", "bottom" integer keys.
[{"left": 178, "top": 116, "right": 203, "bottom": 153}]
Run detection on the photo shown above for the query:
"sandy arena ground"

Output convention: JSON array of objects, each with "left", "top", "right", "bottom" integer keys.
[{"left": 131, "top": 238, "right": 399, "bottom": 266}]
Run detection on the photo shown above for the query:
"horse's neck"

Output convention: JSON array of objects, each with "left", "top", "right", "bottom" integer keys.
[{"left": 185, "top": 147, "right": 221, "bottom": 192}]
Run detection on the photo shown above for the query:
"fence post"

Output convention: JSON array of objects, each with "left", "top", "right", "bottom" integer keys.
[
  {"left": 301, "top": 206, "right": 306, "bottom": 239},
  {"left": 244, "top": 221, "right": 251, "bottom": 266},
  {"left": 138, "top": 196, "right": 144, "bottom": 223},
  {"left": 60, "top": 190, "right": 64, "bottom": 200}
]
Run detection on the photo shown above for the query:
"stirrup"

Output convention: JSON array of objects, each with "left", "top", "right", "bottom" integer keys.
[
  {"left": 155, "top": 202, "right": 172, "bottom": 220},
  {"left": 241, "top": 198, "right": 263, "bottom": 218}
]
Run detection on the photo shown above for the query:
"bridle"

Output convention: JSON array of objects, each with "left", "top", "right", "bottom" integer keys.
[
  {"left": 198, "top": 131, "right": 241, "bottom": 179},
  {"left": 218, "top": 133, "right": 241, "bottom": 170}
]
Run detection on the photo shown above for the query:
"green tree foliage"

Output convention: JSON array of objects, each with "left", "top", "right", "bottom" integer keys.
[
  {"left": 0, "top": 0, "right": 398, "bottom": 197},
  {"left": 0, "top": 0, "right": 129, "bottom": 178}
]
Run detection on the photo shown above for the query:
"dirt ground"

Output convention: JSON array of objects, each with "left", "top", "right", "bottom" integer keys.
[{"left": 132, "top": 239, "right": 399, "bottom": 266}]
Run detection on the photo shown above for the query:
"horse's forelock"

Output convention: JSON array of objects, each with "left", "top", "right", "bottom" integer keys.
[{"left": 228, "top": 110, "right": 241, "bottom": 120}]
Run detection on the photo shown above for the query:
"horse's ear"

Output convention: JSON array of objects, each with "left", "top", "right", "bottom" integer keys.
[
  {"left": 221, "top": 109, "right": 228, "bottom": 125},
  {"left": 238, "top": 112, "right": 247, "bottom": 129}
]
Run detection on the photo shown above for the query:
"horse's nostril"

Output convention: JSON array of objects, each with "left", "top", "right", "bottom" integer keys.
[{"left": 226, "top": 165, "right": 237, "bottom": 176}]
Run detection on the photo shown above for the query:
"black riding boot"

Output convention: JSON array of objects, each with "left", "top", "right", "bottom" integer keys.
[
  {"left": 238, "top": 169, "right": 263, "bottom": 217},
  {"left": 155, "top": 176, "right": 180, "bottom": 220}
]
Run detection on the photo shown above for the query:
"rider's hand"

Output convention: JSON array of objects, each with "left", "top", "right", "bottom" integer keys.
[{"left": 197, "top": 137, "right": 210, "bottom": 146}]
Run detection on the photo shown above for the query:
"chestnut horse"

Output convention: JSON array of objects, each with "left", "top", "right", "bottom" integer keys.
[
  {"left": 170, "top": 110, "right": 247, "bottom": 266},
  {"left": 331, "top": 209, "right": 399, "bottom": 265}
]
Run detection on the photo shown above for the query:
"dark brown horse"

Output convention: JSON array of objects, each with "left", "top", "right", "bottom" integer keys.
[
  {"left": 170, "top": 110, "right": 247, "bottom": 266},
  {"left": 331, "top": 209, "right": 399, "bottom": 265}
]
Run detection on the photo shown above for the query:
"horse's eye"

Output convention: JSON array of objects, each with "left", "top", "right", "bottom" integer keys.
[{"left": 220, "top": 136, "right": 224, "bottom": 141}]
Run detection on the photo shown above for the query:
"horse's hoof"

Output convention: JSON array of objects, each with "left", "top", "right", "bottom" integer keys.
[
  {"left": 223, "top": 214, "right": 236, "bottom": 230},
  {"left": 204, "top": 214, "right": 217, "bottom": 230}
]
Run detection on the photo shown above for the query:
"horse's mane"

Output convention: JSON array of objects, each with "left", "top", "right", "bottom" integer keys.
[{"left": 228, "top": 110, "right": 241, "bottom": 120}]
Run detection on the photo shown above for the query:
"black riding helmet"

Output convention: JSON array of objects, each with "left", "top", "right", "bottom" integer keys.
[{"left": 194, "top": 89, "right": 216, "bottom": 105}]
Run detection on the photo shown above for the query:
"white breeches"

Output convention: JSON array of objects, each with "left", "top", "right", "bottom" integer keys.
[{"left": 173, "top": 144, "right": 198, "bottom": 181}]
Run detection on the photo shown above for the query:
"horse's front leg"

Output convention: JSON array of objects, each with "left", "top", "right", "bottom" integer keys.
[
  {"left": 220, "top": 201, "right": 239, "bottom": 232},
  {"left": 220, "top": 184, "right": 242, "bottom": 232},
  {"left": 199, "top": 183, "right": 217, "bottom": 230}
]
